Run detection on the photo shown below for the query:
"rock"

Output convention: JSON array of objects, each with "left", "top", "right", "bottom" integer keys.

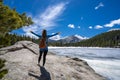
[
  {"left": 0, "top": 41, "right": 106, "bottom": 80},
  {"left": 0, "top": 41, "right": 39, "bottom": 55}
]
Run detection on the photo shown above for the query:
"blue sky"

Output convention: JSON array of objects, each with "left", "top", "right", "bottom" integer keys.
[{"left": 4, "top": 0, "right": 120, "bottom": 39}]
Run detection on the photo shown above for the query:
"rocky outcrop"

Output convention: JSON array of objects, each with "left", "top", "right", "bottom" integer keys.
[{"left": 0, "top": 41, "right": 106, "bottom": 80}]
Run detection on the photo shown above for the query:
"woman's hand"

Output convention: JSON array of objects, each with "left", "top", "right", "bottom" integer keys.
[
  {"left": 57, "top": 32, "right": 60, "bottom": 35},
  {"left": 29, "top": 30, "right": 33, "bottom": 33}
]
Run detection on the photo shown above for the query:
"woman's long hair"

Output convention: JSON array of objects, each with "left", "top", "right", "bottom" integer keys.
[{"left": 42, "top": 29, "right": 47, "bottom": 40}]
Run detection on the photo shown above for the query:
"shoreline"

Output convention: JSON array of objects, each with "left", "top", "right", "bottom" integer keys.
[
  {"left": 48, "top": 46, "right": 120, "bottom": 49},
  {"left": 49, "top": 47, "right": 120, "bottom": 80}
]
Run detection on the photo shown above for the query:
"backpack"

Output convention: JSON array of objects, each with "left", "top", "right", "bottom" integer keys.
[{"left": 39, "top": 38, "right": 46, "bottom": 48}]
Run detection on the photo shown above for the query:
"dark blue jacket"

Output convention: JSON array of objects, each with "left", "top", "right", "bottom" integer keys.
[{"left": 31, "top": 31, "right": 59, "bottom": 51}]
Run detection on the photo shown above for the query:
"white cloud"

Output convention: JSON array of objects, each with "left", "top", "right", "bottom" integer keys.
[
  {"left": 22, "top": 25, "right": 41, "bottom": 39},
  {"left": 89, "top": 19, "right": 120, "bottom": 30},
  {"left": 104, "top": 18, "right": 120, "bottom": 27},
  {"left": 23, "top": 25, "right": 38, "bottom": 32},
  {"left": 95, "top": 2, "right": 104, "bottom": 10},
  {"left": 89, "top": 26, "right": 93, "bottom": 29},
  {"left": 94, "top": 25, "right": 103, "bottom": 29},
  {"left": 24, "top": 32, "right": 39, "bottom": 39},
  {"left": 22, "top": 2, "right": 67, "bottom": 34},
  {"left": 68, "top": 24, "right": 75, "bottom": 29},
  {"left": 78, "top": 26, "right": 80, "bottom": 29},
  {"left": 39, "top": 3, "right": 66, "bottom": 28}
]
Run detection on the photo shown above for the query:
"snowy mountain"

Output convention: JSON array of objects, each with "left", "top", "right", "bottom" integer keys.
[
  {"left": 49, "top": 35, "right": 87, "bottom": 44},
  {"left": 108, "top": 28, "right": 120, "bottom": 32}
]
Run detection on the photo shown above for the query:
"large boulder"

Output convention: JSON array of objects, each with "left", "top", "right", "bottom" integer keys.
[{"left": 0, "top": 41, "right": 106, "bottom": 80}]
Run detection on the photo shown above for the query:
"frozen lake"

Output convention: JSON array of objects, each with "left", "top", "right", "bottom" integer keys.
[{"left": 49, "top": 47, "right": 120, "bottom": 80}]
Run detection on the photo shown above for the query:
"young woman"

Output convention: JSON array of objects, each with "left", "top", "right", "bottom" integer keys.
[{"left": 30, "top": 30, "right": 60, "bottom": 66}]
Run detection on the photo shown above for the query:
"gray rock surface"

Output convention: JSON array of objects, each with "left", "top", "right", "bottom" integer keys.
[{"left": 0, "top": 41, "right": 106, "bottom": 80}]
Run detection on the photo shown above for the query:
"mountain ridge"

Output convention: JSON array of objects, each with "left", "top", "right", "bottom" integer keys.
[{"left": 49, "top": 34, "right": 87, "bottom": 44}]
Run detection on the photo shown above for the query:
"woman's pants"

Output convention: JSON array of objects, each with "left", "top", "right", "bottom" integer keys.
[{"left": 38, "top": 50, "right": 48, "bottom": 66}]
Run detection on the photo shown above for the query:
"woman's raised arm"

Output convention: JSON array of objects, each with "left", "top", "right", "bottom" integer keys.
[
  {"left": 30, "top": 31, "right": 42, "bottom": 38},
  {"left": 48, "top": 32, "right": 60, "bottom": 38}
]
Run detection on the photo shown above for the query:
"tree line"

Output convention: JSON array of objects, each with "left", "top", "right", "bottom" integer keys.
[
  {"left": 48, "top": 30, "right": 120, "bottom": 48},
  {"left": 0, "top": 33, "right": 36, "bottom": 48}
]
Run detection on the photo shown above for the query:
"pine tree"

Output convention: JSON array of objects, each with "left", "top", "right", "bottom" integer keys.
[{"left": 0, "top": 1, "right": 33, "bottom": 36}]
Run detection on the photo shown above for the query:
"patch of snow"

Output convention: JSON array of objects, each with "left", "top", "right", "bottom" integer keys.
[{"left": 108, "top": 28, "right": 120, "bottom": 32}]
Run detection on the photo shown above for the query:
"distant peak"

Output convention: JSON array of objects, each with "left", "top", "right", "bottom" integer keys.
[
  {"left": 108, "top": 28, "right": 120, "bottom": 32},
  {"left": 74, "top": 34, "right": 88, "bottom": 39}
]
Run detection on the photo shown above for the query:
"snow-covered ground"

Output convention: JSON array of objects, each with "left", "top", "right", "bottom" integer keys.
[{"left": 49, "top": 47, "right": 120, "bottom": 80}]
